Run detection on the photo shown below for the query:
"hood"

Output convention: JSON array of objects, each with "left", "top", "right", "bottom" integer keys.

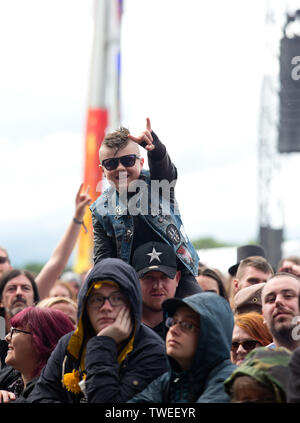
[
  {"left": 67, "top": 258, "right": 142, "bottom": 365},
  {"left": 77, "top": 258, "right": 142, "bottom": 322},
  {"left": 163, "top": 292, "right": 234, "bottom": 375},
  {"left": 224, "top": 346, "right": 292, "bottom": 402}
]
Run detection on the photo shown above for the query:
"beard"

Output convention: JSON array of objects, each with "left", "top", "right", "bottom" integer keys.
[
  {"left": 7, "top": 297, "right": 28, "bottom": 317},
  {"left": 143, "top": 298, "right": 164, "bottom": 313},
  {"left": 271, "top": 319, "right": 296, "bottom": 347},
  {"left": 9, "top": 305, "right": 26, "bottom": 317}
]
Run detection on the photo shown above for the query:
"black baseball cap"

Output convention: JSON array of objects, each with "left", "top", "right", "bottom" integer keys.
[{"left": 132, "top": 241, "right": 177, "bottom": 279}]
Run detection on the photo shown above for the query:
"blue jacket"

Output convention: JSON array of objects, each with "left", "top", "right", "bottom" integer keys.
[
  {"left": 90, "top": 132, "right": 199, "bottom": 277},
  {"left": 29, "top": 259, "right": 167, "bottom": 403},
  {"left": 128, "top": 292, "right": 236, "bottom": 403}
]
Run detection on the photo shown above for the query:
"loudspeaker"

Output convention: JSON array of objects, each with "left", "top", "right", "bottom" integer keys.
[
  {"left": 259, "top": 226, "right": 283, "bottom": 270},
  {"left": 278, "top": 11, "right": 300, "bottom": 153}
]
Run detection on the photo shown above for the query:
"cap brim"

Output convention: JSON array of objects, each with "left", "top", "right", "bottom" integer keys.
[
  {"left": 228, "top": 263, "right": 239, "bottom": 276},
  {"left": 137, "top": 265, "right": 177, "bottom": 279},
  {"left": 162, "top": 297, "right": 187, "bottom": 315}
]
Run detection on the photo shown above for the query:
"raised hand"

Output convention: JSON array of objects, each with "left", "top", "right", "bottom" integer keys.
[
  {"left": 128, "top": 117, "right": 155, "bottom": 151},
  {"left": 74, "top": 184, "right": 92, "bottom": 221},
  {"left": 0, "top": 390, "right": 16, "bottom": 403},
  {"left": 97, "top": 306, "right": 133, "bottom": 345}
]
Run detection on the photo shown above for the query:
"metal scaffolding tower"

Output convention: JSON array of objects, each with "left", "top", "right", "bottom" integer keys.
[{"left": 258, "top": 3, "right": 284, "bottom": 268}]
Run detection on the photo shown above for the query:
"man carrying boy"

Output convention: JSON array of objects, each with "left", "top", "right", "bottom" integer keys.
[{"left": 90, "top": 118, "right": 201, "bottom": 298}]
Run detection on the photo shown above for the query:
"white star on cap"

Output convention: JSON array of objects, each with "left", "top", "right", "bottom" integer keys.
[{"left": 147, "top": 247, "right": 163, "bottom": 263}]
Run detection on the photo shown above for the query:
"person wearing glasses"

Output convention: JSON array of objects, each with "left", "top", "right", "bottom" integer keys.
[
  {"left": 0, "top": 185, "right": 91, "bottom": 368},
  {"left": 0, "top": 247, "right": 12, "bottom": 279},
  {"left": 231, "top": 312, "right": 273, "bottom": 366},
  {"left": 225, "top": 346, "right": 291, "bottom": 403},
  {"left": 90, "top": 117, "right": 201, "bottom": 299},
  {"left": 0, "top": 306, "right": 74, "bottom": 402},
  {"left": 29, "top": 258, "right": 167, "bottom": 403},
  {"left": 128, "top": 292, "right": 236, "bottom": 403}
]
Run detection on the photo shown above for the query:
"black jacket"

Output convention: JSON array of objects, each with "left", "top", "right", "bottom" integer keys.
[
  {"left": 0, "top": 340, "right": 8, "bottom": 369},
  {"left": 28, "top": 258, "right": 167, "bottom": 403},
  {"left": 0, "top": 365, "right": 19, "bottom": 390},
  {"left": 0, "top": 365, "right": 38, "bottom": 402}
]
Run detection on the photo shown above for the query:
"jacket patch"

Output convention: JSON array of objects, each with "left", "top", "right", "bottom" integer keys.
[
  {"left": 166, "top": 224, "right": 181, "bottom": 245},
  {"left": 176, "top": 243, "right": 194, "bottom": 267}
]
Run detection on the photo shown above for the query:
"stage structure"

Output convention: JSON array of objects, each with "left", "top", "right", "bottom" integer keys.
[
  {"left": 258, "top": 4, "right": 284, "bottom": 269},
  {"left": 74, "top": 0, "right": 123, "bottom": 274},
  {"left": 278, "top": 10, "right": 300, "bottom": 153},
  {"left": 259, "top": 6, "right": 300, "bottom": 268}
]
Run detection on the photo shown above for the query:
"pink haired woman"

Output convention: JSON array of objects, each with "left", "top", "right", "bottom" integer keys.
[{"left": 0, "top": 306, "right": 74, "bottom": 402}]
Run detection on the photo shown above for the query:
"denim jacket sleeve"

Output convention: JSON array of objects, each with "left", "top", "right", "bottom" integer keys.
[
  {"left": 92, "top": 212, "right": 117, "bottom": 264},
  {"left": 147, "top": 131, "right": 178, "bottom": 183}
]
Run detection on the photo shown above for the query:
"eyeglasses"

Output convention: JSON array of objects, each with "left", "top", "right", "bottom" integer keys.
[
  {"left": 0, "top": 256, "right": 8, "bottom": 264},
  {"left": 87, "top": 293, "right": 127, "bottom": 309},
  {"left": 101, "top": 154, "right": 140, "bottom": 171},
  {"left": 165, "top": 316, "right": 200, "bottom": 333},
  {"left": 7, "top": 327, "right": 32, "bottom": 339},
  {"left": 231, "top": 340, "right": 261, "bottom": 352}
]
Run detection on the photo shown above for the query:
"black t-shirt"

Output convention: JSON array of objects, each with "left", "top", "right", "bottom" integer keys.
[
  {"left": 130, "top": 215, "right": 162, "bottom": 262},
  {"left": 145, "top": 321, "right": 166, "bottom": 340},
  {"left": 0, "top": 340, "right": 8, "bottom": 369}
]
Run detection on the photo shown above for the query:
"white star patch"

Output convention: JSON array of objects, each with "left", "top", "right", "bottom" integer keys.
[{"left": 147, "top": 247, "right": 163, "bottom": 263}]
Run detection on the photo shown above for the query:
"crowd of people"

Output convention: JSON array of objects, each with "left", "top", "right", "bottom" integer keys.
[{"left": 1, "top": 118, "right": 300, "bottom": 404}]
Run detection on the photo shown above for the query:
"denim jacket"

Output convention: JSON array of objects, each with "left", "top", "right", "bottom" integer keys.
[{"left": 90, "top": 168, "right": 199, "bottom": 276}]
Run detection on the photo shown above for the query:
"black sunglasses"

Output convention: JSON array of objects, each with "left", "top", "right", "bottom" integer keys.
[
  {"left": 0, "top": 256, "right": 8, "bottom": 264},
  {"left": 101, "top": 154, "right": 140, "bottom": 171},
  {"left": 231, "top": 340, "right": 261, "bottom": 352}
]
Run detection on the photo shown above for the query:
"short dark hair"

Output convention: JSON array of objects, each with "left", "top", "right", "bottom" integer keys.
[
  {"left": 261, "top": 272, "right": 300, "bottom": 301},
  {"left": 102, "top": 127, "right": 130, "bottom": 151},
  {"left": 0, "top": 269, "right": 39, "bottom": 303},
  {"left": 237, "top": 256, "right": 274, "bottom": 280},
  {"left": 267, "top": 271, "right": 300, "bottom": 283}
]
